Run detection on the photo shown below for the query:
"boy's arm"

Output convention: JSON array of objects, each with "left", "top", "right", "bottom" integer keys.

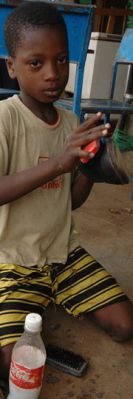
[
  {"left": 71, "top": 172, "right": 93, "bottom": 210},
  {"left": 0, "top": 113, "right": 109, "bottom": 205},
  {"left": 0, "top": 159, "right": 65, "bottom": 205}
]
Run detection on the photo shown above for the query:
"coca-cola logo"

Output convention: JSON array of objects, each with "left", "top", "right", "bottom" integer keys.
[
  {"left": 10, "top": 359, "right": 44, "bottom": 389},
  {"left": 11, "top": 366, "right": 34, "bottom": 382}
]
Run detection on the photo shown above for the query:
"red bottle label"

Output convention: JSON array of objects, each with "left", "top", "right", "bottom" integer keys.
[{"left": 10, "top": 358, "right": 44, "bottom": 389}]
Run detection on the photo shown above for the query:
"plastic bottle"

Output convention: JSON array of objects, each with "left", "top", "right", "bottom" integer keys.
[
  {"left": 80, "top": 140, "right": 100, "bottom": 164},
  {"left": 7, "top": 313, "right": 47, "bottom": 399}
]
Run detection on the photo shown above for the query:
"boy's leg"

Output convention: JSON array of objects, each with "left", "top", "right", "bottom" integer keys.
[
  {"left": 54, "top": 247, "right": 133, "bottom": 342},
  {"left": 89, "top": 300, "right": 133, "bottom": 342},
  {"left": 0, "top": 263, "right": 53, "bottom": 382}
]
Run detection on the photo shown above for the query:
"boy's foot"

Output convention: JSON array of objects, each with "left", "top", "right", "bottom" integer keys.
[{"left": 0, "top": 381, "right": 8, "bottom": 399}]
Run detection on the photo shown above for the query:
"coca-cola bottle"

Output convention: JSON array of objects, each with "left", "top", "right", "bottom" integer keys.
[{"left": 7, "top": 313, "right": 46, "bottom": 399}]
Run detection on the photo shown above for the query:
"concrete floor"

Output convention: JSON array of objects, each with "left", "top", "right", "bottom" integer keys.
[{"left": 40, "top": 182, "right": 133, "bottom": 399}]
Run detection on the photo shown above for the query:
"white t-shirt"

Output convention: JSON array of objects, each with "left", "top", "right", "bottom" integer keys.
[{"left": 0, "top": 95, "right": 79, "bottom": 267}]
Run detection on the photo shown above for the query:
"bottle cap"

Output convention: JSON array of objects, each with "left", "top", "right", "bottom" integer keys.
[{"left": 25, "top": 313, "right": 42, "bottom": 333}]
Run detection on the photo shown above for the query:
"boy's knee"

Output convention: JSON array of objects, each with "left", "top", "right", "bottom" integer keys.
[
  {"left": 111, "top": 318, "right": 133, "bottom": 342},
  {"left": 0, "top": 343, "right": 14, "bottom": 380},
  {"left": 91, "top": 301, "right": 133, "bottom": 342},
  {"left": 110, "top": 303, "right": 133, "bottom": 342}
]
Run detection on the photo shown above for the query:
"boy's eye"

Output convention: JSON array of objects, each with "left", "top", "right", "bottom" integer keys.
[
  {"left": 29, "top": 60, "right": 42, "bottom": 68},
  {"left": 57, "top": 55, "right": 68, "bottom": 64}
]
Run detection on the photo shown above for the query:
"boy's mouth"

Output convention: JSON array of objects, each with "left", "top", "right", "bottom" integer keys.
[{"left": 44, "top": 87, "right": 61, "bottom": 97}]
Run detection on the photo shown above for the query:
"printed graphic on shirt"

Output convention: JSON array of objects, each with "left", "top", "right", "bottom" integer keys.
[{"left": 38, "top": 157, "right": 62, "bottom": 190}]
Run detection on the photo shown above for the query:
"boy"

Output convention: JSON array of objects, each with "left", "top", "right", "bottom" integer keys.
[{"left": 0, "top": 1, "right": 133, "bottom": 390}]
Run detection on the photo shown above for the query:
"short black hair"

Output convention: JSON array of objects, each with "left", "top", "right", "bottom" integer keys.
[{"left": 4, "top": 1, "right": 68, "bottom": 57}]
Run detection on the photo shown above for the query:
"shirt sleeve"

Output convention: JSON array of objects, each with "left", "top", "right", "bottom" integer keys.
[{"left": 0, "top": 108, "right": 9, "bottom": 175}]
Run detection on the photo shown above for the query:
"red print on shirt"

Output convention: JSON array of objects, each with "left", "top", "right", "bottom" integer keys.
[{"left": 38, "top": 157, "right": 62, "bottom": 190}]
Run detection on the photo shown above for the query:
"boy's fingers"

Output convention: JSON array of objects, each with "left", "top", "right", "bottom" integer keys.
[
  {"left": 82, "top": 128, "right": 108, "bottom": 144},
  {"left": 79, "top": 149, "right": 95, "bottom": 159},
  {"left": 76, "top": 112, "right": 103, "bottom": 134},
  {"left": 74, "top": 125, "right": 109, "bottom": 146},
  {"left": 84, "top": 123, "right": 110, "bottom": 135},
  {"left": 71, "top": 128, "right": 108, "bottom": 149}
]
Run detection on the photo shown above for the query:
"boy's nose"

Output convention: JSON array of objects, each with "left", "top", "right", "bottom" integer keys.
[{"left": 43, "top": 62, "right": 59, "bottom": 81}]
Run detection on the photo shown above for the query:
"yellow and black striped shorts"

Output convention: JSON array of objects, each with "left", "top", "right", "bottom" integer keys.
[{"left": 0, "top": 246, "right": 127, "bottom": 347}]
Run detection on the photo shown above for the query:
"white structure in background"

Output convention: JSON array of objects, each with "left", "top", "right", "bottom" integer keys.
[{"left": 66, "top": 32, "right": 128, "bottom": 101}]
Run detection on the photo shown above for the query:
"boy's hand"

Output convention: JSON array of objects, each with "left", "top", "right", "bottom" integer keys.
[{"left": 57, "top": 113, "right": 110, "bottom": 173}]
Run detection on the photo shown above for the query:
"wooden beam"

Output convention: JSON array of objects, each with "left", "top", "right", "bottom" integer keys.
[{"left": 95, "top": 7, "right": 133, "bottom": 17}]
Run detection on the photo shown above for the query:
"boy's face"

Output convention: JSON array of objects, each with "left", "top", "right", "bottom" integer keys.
[{"left": 6, "top": 25, "right": 69, "bottom": 104}]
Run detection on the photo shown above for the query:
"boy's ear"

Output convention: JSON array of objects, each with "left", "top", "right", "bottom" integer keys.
[{"left": 5, "top": 57, "right": 16, "bottom": 79}]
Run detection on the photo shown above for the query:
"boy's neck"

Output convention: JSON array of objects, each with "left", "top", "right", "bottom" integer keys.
[{"left": 19, "top": 93, "right": 59, "bottom": 125}]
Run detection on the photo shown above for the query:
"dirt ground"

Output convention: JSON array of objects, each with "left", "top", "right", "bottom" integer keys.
[{"left": 40, "top": 182, "right": 133, "bottom": 399}]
